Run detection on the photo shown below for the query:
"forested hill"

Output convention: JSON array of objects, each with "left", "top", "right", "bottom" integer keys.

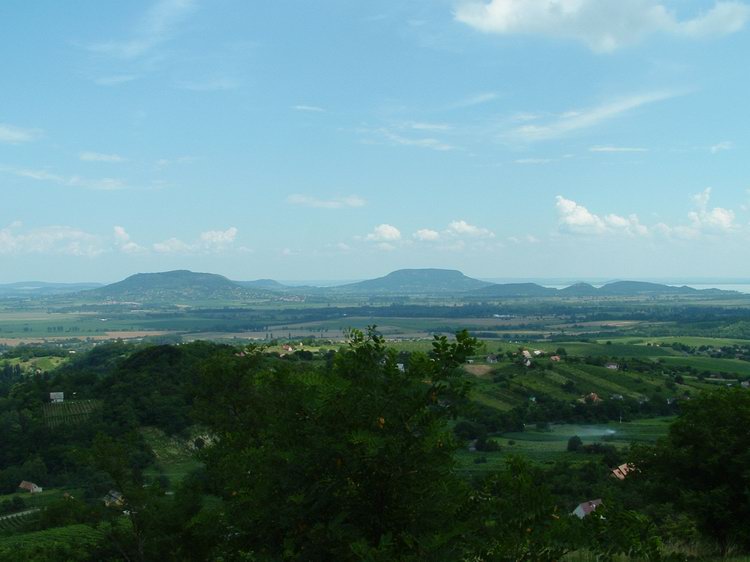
[
  {"left": 332, "top": 268, "right": 493, "bottom": 294},
  {"left": 80, "top": 270, "right": 276, "bottom": 303}
]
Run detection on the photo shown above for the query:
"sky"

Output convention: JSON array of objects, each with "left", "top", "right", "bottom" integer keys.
[{"left": 1, "top": 0, "right": 749, "bottom": 283}]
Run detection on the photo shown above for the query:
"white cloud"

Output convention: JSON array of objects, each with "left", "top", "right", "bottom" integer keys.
[
  {"left": 556, "top": 196, "right": 650, "bottom": 236},
  {"left": 0, "top": 165, "right": 127, "bottom": 190},
  {"left": 200, "top": 227, "right": 238, "bottom": 248},
  {"left": 511, "top": 92, "right": 676, "bottom": 141},
  {"left": 688, "top": 188, "right": 736, "bottom": 231},
  {"left": 590, "top": 146, "right": 648, "bottom": 153},
  {"left": 80, "top": 151, "right": 126, "bottom": 163},
  {"left": 113, "top": 226, "right": 145, "bottom": 254},
  {"left": 556, "top": 196, "right": 606, "bottom": 234},
  {"left": 376, "top": 128, "right": 455, "bottom": 151},
  {"left": 0, "top": 123, "right": 41, "bottom": 144},
  {"left": 604, "top": 213, "right": 649, "bottom": 236},
  {"left": 509, "top": 234, "right": 540, "bottom": 244},
  {"left": 446, "top": 219, "right": 495, "bottom": 238},
  {"left": 286, "top": 194, "right": 367, "bottom": 209},
  {"left": 89, "top": 0, "right": 197, "bottom": 59},
  {"left": 153, "top": 237, "right": 193, "bottom": 254},
  {"left": 710, "top": 141, "right": 733, "bottom": 153},
  {"left": 455, "top": 0, "right": 750, "bottom": 52},
  {"left": 153, "top": 226, "right": 239, "bottom": 254},
  {"left": 413, "top": 228, "right": 441, "bottom": 241},
  {"left": 94, "top": 75, "right": 138, "bottom": 86},
  {"left": 450, "top": 92, "right": 498, "bottom": 109},
  {"left": 0, "top": 223, "right": 104, "bottom": 257},
  {"left": 293, "top": 105, "right": 325, "bottom": 112},
  {"left": 366, "top": 224, "right": 402, "bottom": 242}
]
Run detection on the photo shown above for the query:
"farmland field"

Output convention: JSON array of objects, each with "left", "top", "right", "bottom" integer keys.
[
  {"left": 42, "top": 400, "right": 101, "bottom": 428},
  {"left": 457, "top": 418, "right": 673, "bottom": 473}
]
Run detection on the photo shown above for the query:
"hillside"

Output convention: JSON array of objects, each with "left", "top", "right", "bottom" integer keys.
[
  {"left": 470, "top": 282, "right": 557, "bottom": 298},
  {"left": 81, "top": 270, "right": 276, "bottom": 303},
  {"left": 598, "top": 281, "right": 698, "bottom": 296},
  {"left": 334, "top": 268, "right": 493, "bottom": 294}
]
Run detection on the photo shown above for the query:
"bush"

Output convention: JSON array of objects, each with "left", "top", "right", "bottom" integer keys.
[{"left": 567, "top": 435, "right": 583, "bottom": 452}]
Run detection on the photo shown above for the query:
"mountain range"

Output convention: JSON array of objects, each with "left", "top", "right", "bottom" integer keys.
[{"left": 0, "top": 269, "right": 740, "bottom": 303}]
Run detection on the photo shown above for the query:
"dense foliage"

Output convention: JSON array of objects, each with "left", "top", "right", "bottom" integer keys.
[{"left": 0, "top": 333, "right": 748, "bottom": 560}]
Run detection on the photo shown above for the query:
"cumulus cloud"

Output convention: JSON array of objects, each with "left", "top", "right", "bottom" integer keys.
[
  {"left": 688, "top": 188, "right": 736, "bottom": 231},
  {"left": 286, "top": 194, "right": 366, "bottom": 209},
  {"left": 113, "top": 226, "right": 145, "bottom": 254},
  {"left": 455, "top": 0, "right": 750, "bottom": 52},
  {"left": 153, "top": 227, "right": 240, "bottom": 254},
  {"left": 555, "top": 196, "right": 648, "bottom": 236},
  {"left": 200, "top": 227, "right": 238, "bottom": 248},
  {"left": 0, "top": 223, "right": 104, "bottom": 257},
  {"left": 0, "top": 123, "right": 41, "bottom": 144},
  {"left": 366, "top": 224, "right": 402, "bottom": 242},
  {"left": 446, "top": 219, "right": 495, "bottom": 238},
  {"left": 413, "top": 228, "right": 441, "bottom": 241},
  {"left": 152, "top": 237, "right": 193, "bottom": 254}
]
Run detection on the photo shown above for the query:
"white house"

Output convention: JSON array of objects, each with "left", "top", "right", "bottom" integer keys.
[{"left": 572, "top": 499, "right": 602, "bottom": 519}]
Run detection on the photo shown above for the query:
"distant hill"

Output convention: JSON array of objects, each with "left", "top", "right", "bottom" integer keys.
[
  {"left": 558, "top": 282, "right": 600, "bottom": 297},
  {"left": 334, "top": 269, "right": 493, "bottom": 294},
  {"left": 473, "top": 280, "right": 737, "bottom": 299},
  {"left": 82, "top": 270, "right": 276, "bottom": 303},
  {"left": 470, "top": 282, "right": 557, "bottom": 298},
  {"left": 597, "top": 281, "right": 698, "bottom": 296},
  {"left": 237, "top": 279, "right": 289, "bottom": 290}
]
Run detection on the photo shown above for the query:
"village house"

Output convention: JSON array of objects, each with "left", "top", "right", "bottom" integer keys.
[
  {"left": 550, "top": 355, "right": 561, "bottom": 362},
  {"left": 18, "top": 481, "right": 43, "bottom": 493},
  {"left": 572, "top": 499, "right": 602, "bottom": 519},
  {"left": 533, "top": 350, "right": 544, "bottom": 357},
  {"left": 103, "top": 490, "right": 124, "bottom": 507},
  {"left": 521, "top": 350, "right": 532, "bottom": 360},
  {"left": 611, "top": 463, "right": 635, "bottom": 480},
  {"left": 486, "top": 354, "right": 498, "bottom": 364},
  {"left": 605, "top": 363, "right": 619, "bottom": 370},
  {"left": 579, "top": 392, "right": 603, "bottom": 404},
  {"left": 49, "top": 392, "right": 64, "bottom": 403}
]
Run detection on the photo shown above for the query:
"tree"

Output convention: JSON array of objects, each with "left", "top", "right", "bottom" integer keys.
[
  {"left": 567, "top": 435, "right": 583, "bottom": 452},
  {"left": 632, "top": 389, "right": 750, "bottom": 554},
  {"left": 193, "top": 328, "right": 479, "bottom": 561}
]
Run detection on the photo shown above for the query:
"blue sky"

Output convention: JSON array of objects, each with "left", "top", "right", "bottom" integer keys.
[{"left": 1, "top": 0, "right": 749, "bottom": 282}]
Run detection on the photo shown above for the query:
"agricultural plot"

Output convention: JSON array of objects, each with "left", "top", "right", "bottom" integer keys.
[
  {"left": 42, "top": 400, "right": 101, "bottom": 428},
  {"left": 0, "top": 509, "right": 37, "bottom": 534},
  {"left": 655, "top": 356, "right": 750, "bottom": 378},
  {"left": 457, "top": 418, "right": 673, "bottom": 472},
  {"left": 0, "top": 523, "right": 103, "bottom": 557},
  {"left": 465, "top": 359, "right": 704, "bottom": 412}
]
